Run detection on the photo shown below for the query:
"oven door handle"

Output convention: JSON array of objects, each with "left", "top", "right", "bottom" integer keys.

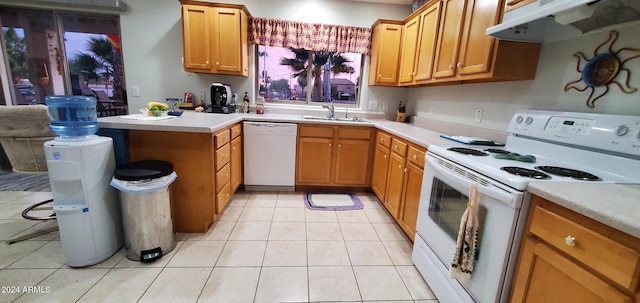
[{"left": 427, "top": 155, "right": 521, "bottom": 207}]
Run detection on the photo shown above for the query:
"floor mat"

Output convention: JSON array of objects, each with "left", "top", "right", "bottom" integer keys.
[
  {"left": 0, "top": 170, "right": 50, "bottom": 191},
  {"left": 304, "top": 192, "right": 363, "bottom": 211}
]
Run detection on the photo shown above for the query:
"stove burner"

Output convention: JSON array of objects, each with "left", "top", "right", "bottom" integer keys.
[
  {"left": 448, "top": 147, "right": 488, "bottom": 156},
  {"left": 535, "top": 166, "right": 601, "bottom": 181},
  {"left": 484, "top": 148, "right": 511, "bottom": 154},
  {"left": 501, "top": 166, "right": 550, "bottom": 179}
]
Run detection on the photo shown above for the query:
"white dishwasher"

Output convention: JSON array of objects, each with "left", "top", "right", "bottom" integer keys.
[{"left": 243, "top": 121, "right": 297, "bottom": 191}]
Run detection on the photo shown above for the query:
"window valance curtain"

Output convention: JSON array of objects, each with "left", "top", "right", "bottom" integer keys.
[{"left": 248, "top": 17, "right": 372, "bottom": 55}]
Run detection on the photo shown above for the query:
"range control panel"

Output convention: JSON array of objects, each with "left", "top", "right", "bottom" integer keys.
[{"left": 508, "top": 110, "right": 640, "bottom": 156}]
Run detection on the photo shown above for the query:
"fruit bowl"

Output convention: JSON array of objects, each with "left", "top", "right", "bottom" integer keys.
[{"left": 149, "top": 109, "right": 168, "bottom": 117}]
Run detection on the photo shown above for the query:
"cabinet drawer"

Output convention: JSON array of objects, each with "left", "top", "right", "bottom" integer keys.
[
  {"left": 299, "top": 125, "right": 333, "bottom": 138},
  {"left": 214, "top": 129, "right": 231, "bottom": 149},
  {"left": 215, "top": 163, "right": 230, "bottom": 193},
  {"left": 215, "top": 143, "right": 230, "bottom": 171},
  {"left": 390, "top": 138, "right": 407, "bottom": 157},
  {"left": 230, "top": 124, "right": 242, "bottom": 139},
  {"left": 338, "top": 127, "right": 371, "bottom": 140},
  {"left": 216, "top": 181, "right": 231, "bottom": 214},
  {"left": 376, "top": 132, "right": 391, "bottom": 148},
  {"left": 530, "top": 205, "right": 640, "bottom": 290},
  {"left": 407, "top": 146, "right": 426, "bottom": 167}
]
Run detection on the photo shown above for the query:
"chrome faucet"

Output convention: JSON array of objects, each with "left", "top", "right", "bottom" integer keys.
[{"left": 322, "top": 102, "right": 335, "bottom": 119}]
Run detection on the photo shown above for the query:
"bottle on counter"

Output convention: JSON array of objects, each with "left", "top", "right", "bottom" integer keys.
[
  {"left": 243, "top": 92, "right": 250, "bottom": 113},
  {"left": 256, "top": 96, "right": 265, "bottom": 115}
]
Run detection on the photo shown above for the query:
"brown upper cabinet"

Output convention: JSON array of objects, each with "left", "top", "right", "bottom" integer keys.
[
  {"left": 398, "top": 1, "right": 441, "bottom": 85},
  {"left": 368, "top": 20, "right": 403, "bottom": 86},
  {"left": 371, "top": 0, "right": 542, "bottom": 87},
  {"left": 504, "top": 0, "right": 535, "bottom": 13},
  {"left": 180, "top": 1, "right": 250, "bottom": 76}
]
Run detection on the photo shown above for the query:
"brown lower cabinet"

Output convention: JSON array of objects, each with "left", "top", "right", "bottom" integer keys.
[
  {"left": 372, "top": 130, "right": 426, "bottom": 241},
  {"left": 509, "top": 195, "right": 640, "bottom": 302},
  {"left": 128, "top": 123, "right": 242, "bottom": 233},
  {"left": 296, "top": 124, "right": 374, "bottom": 187}
]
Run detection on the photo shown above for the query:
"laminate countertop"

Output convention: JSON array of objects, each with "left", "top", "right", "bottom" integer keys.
[
  {"left": 97, "top": 111, "right": 456, "bottom": 148},
  {"left": 527, "top": 182, "right": 640, "bottom": 238},
  {"left": 99, "top": 111, "right": 640, "bottom": 239}
]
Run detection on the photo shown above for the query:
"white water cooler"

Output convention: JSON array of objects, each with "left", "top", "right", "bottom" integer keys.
[{"left": 45, "top": 136, "right": 123, "bottom": 267}]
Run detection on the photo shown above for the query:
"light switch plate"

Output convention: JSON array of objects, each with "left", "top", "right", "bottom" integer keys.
[
  {"left": 368, "top": 100, "right": 378, "bottom": 111},
  {"left": 132, "top": 86, "right": 140, "bottom": 97}
]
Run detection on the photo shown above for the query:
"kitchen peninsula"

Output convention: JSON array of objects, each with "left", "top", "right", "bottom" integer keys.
[{"left": 99, "top": 112, "right": 640, "bottom": 242}]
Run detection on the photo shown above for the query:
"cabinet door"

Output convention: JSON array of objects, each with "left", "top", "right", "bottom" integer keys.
[
  {"left": 413, "top": 2, "right": 441, "bottom": 82},
  {"left": 212, "top": 7, "right": 245, "bottom": 74},
  {"left": 129, "top": 130, "right": 214, "bottom": 233},
  {"left": 457, "top": 0, "right": 500, "bottom": 76},
  {"left": 398, "top": 16, "right": 420, "bottom": 85},
  {"left": 230, "top": 135, "right": 242, "bottom": 193},
  {"left": 296, "top": 137, "right": 333, "bottom": 184},
  {"left": 182, "top": 5, "right": 212, "bottom": 71},
  {"left": 511, "top": 238, "right": 632, "bottom": 303},
  {"left": 432, "top": 0, "right": 466, "bottom": 79},
  {"left": 334, "top": 139, "right": 370, "bottom": 186},
  {"left": 384, "top": 152, "right": 405, "bottom": 219},
  {"left": 369, "top": 23, "right": 402, "bottom": 85},
  {"left": 371, "top": 144, "right": 390, "bottom": 202},
  {"left": 399, "top": 161, "right": 423, "bottom": 241}
]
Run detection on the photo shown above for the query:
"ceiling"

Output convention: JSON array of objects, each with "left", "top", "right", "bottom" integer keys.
[{"left": 341, "top": 0, "right": 413, "bottom": 5}]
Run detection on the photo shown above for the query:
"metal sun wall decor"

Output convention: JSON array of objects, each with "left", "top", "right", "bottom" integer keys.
[{"left": 563, "top": 31, "right": 640, "bottom": 108}]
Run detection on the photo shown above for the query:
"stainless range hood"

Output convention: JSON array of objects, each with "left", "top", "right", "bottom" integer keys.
[{"left": 486, "top": 0, "right": 640, "bottom": 43}]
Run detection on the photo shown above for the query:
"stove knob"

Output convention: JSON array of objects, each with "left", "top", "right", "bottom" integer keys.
[
  {"left": 525, "top": 117, "right": 534, "bottom": 125},
  {"left": 635, "top": 129, "right": 640, "bottom": 140},
  {"left": 615, "top": 125, "right": 629, "bottom": 136},
  {"left": 516, "top": 116, "right": 524, "bottom": 124}
]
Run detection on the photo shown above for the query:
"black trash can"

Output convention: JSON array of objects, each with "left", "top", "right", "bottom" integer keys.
[{"left": 110, "top": 160, "right": 177, "bottom": 262}]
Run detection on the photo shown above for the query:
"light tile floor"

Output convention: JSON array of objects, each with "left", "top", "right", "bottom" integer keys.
[{"left": 0, "top": 190, "right": 438, "bottom": 303}]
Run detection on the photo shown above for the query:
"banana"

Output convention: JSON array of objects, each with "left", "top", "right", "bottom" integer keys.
[{"left": 147, "top": 101, "right": 168, "bottom": 110}]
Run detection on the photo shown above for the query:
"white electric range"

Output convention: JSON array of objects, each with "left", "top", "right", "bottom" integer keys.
[{"left": 413, "top": 110, "right": 640, "bottom": 303}]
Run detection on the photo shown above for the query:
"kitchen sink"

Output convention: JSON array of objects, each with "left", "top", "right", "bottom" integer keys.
[{"left": 301, "top": 115, "right": 364, "bottom": 122}]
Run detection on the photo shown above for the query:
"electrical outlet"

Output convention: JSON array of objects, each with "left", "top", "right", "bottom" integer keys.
[
  {"left": 428, "top": 105, "right": 433, "bottom": 115},
  {"left": 475, "top": 108, "right": 483, "bottom": 123},
  {"left": 132, "top": 86, "right": 140, "bottom": 97},
  {"left": 199, "top": 91, "right": 206, "bottom": 103},
  {"left": 368, "top": 100, "right": 378, "bottom": 111},
  {"left": 381, "top": 102, "right": 388, "bottom": 111}
]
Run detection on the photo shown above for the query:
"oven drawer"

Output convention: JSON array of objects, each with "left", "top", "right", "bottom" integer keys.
[
  {"left": 529, "top": 205, "right": 640, "bottom": 291},
  {"left": 391, "top": 138, "right": 407, "bottom": 157}
]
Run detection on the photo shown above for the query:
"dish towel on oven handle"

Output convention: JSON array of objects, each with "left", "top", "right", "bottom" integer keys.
[{"left": 449, "top": 182, "right": 480, "bottom": 282}]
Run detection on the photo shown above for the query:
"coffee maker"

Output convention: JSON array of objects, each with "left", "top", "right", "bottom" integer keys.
[{"left": 207, "top": 83, "right": 235, "bottom": 114}]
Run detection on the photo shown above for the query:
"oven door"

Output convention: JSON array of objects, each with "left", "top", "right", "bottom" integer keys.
[{"left": 413, "top": 152, "right": 525, "bottom": 303}]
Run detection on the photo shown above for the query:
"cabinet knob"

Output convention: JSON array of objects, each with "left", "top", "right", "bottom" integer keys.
[
  {"left": 448, "top": 64, "right": 453, "bottom": 69},
  {"left": 394, "top": 145, "right": 398, "bottom": 150},
  {"left": 404, "top": 168, "right": 408, "bottom": 173},
  {"left": 216, "top": 61, "right": 220, "bottom": 65},
  {"left": 378, "top": 74, "right": 382, "bottom": 78},
  {"left": 565, "top": 236, "right": 576, "bottom": 247},
  {"left": 413, "top": 155, "right": 417, "bottom": 160},
  {"left": 232, "top": 147, "right": 236, "bottom": 151},
  {"left": 383, "top": 154, "right": 387, "bottom": 159},
  {"left": 398, "top": 164, "right": 402, "bottom": 169},
  {"left": 338, "top": 144, "right": 342, "bottom": 148},
  {"left": 380, "top": 138, "right": 384, "bottom": 142},
  {"left": 457, "top": 62, "right": 462, "bottom": 68},
  {"left": 206, "top": 60, "right": 209, "bottom": 64},
  {"left": 329, "top": 143, "right": 332, "bottom": 147}
]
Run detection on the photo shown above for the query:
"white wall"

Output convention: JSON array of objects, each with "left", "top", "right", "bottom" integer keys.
[
  {"left": 118, "top": 0, "right": 411, "bottom": 113},
  {"left": 409, "top": 22, "right": 640, "bottom": 131}
]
